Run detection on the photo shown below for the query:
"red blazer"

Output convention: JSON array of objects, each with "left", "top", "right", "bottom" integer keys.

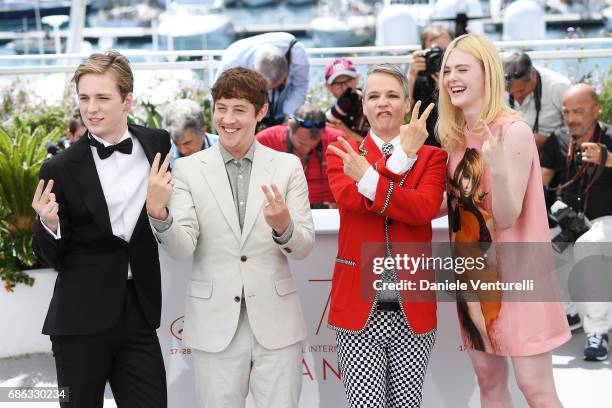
[{"left": 326, "top": 134, "right": 447, "bottom": 334}]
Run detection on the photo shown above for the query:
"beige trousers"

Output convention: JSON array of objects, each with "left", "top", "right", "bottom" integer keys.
[{"left": 192, "top": 306, "right": 303, "bottom": 408}]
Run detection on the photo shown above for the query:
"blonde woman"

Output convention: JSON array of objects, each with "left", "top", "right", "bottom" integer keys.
[{"left": 437, "top": 34, "right": 570, "bottom": 407}]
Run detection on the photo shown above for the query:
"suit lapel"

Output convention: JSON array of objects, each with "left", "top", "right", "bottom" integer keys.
[
  {"left": 200, "top": 145, "right": 242, "bottom": 242},
  {"left": 129, "top": 124, "right": 157, "bottom": 164},
  {"left": 241, "top": 143, "right": 273, "bottom": 248},
  {"left": 129, "top": 125, "right": 159, "bottom": 241},
  {"left": 363, "top": 133, "right": 382, "bottom": 166},
  {"left": 66, "top": 133, "right": 113, "bottom": 235}
]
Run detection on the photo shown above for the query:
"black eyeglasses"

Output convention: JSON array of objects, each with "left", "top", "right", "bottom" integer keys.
[{"left": 291, "top": 115, "right": 326, "bottom": 129}]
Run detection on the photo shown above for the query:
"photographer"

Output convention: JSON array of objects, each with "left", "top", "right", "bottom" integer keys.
[
  {"left": 406, "top": 25, "right": 454, "bottom": 147},
  {"left": 256, "top": 103, "right": 342, "bottom": 209},
  {"left": 503, "top": 51, "right": 571, "bottom": 151},
  {"left": 324, "top": 57, "right": 369, "bottom": 141},
  {"left": 67, "top": 111, "right": 86, "bottom": 144},
  {"left": 216, "top": 32, "right": 309, "bottom": 128},
  {"left": 541, "top": 83, "right": 612, "bottom": 362},
  {"left": 46, "top": 110, "right": 85, "bottom": 157}
]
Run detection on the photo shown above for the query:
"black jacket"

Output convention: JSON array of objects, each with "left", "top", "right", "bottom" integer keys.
[{"left": 33, "top": 124, "right": 171, "bottom": 336}]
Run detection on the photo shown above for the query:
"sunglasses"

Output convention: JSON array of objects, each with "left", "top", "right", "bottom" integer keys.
[{"left": 291, "top": 115, "right": 326, "bottom": 129}]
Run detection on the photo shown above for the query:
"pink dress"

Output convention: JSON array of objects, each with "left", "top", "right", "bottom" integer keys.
[{"left": 447, "top": 114, "right": 571, "bottom": 356}]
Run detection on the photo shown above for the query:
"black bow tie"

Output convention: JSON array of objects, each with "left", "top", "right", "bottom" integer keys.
[{"left": 88, "top": 136, "right": 133, "bottom": 160}]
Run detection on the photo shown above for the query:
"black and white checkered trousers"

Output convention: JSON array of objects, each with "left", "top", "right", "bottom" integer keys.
[{"left": 335, "top": 309, "right": 436, "bottom": 408}]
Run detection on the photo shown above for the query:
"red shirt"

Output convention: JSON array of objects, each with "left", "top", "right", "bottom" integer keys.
[{"left": 256, "top": 125, "right": 342, "bottom": 205}]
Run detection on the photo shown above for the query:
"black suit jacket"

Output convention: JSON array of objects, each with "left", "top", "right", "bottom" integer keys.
[{"left": 33, "top": 124, "right": 171, "bottom": 336}]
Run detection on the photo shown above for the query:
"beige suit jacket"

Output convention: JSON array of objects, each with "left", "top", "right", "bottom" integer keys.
[{"left": 153, "top": 141, "right": 314, "bottom": 352}]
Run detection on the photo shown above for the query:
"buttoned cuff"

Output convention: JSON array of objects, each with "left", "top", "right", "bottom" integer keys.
[
  {"left": 41, "top": 219, "right": 61, "bottom": 240},
  {"left": 272, "top": 220, "right": 294, "bottom": 245},
  {"left": 149, "top": 211, "right": 173, "bottom": 233},
  {"left": 357, "top": 166, "right": 378, "bottom": 201},
  {"left": 387, "top": 147, "right": 417, "bottom": 174}
]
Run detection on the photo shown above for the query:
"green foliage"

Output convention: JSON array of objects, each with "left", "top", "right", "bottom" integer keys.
[
  {"left": 0, "top": 81, "right": 28, "bottom": 119},
  {"left": 595, "top": 67, "right": 612, "bottom": 124},
  {"left": 129, "top": 100, "right": 162, "bottom": 128},
  {"left": 0, "top": 115, "right": 63, "bottom": 291},
  {"left": 0, "top": 230, "right": 36, "bottom": 291}
]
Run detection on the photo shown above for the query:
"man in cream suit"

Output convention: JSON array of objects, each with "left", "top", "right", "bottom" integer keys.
[{"left": 146, "top": 67, "right": 315, "bottom": 408}]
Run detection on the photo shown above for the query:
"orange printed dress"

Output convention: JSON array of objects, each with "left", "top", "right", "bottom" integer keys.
[{"left": 446, "top": 114, "right": 571, "bottom": 356}]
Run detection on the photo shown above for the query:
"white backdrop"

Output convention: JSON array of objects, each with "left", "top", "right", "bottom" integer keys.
[{"left": 157, "top": 212, "right": 527, "bottom": 408}]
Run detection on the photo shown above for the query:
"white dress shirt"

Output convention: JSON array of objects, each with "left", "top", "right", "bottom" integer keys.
[
  {"left": 42, "top": 128, "right": 150, "bottom": 279},
  {"left": 357, "top": 131, "right": 417, "bottom": 201}
]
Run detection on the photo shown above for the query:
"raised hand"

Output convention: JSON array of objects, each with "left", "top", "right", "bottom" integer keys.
[
  {"left": 146, "top": 153, "right": 173, "bottom": 220},
  {"left": 261, "top": 184, "right": 290, "bottom": 235},
  {"left": 581, "top": 142, "right": 604, "bottom": 165},
  {"left": 400, "top": 100, "right": 435, "bottom": 158},
  {"left": 327, "top": 137, "right": 370, "bottom": 182},
  {"left": 32, "top": 179, "right": 59, "bottom": 233},
  {"left": 480, "top": 119, "right": 505, "bottom": 172},
  {"left": 407, "top": 51, "right": 427, "bottom": 80}
]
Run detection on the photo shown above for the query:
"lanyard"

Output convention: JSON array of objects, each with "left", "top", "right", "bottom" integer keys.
[{"left": 509, "top": 70, "right": 542, "bottom": 133}]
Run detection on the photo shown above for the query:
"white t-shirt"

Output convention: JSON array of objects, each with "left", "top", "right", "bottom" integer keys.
[{"left": 506, "top": 66, "right": 571, "bottom": 135}]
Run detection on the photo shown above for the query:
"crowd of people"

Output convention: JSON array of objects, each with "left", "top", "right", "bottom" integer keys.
[{"left": 31, "top": 27, "right": 611, "bottom": 408}]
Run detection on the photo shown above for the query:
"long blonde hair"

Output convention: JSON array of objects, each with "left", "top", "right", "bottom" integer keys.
[{"left": 436, "top": 34, "right": 517, "bottom": 152}]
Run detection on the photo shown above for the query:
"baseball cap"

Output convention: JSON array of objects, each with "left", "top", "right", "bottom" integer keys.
[{"left": 325, "top": 57, "right": 357, "bottom": 85}]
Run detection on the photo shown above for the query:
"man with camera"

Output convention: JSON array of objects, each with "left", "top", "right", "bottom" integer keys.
[
  {"left": 216, "top": 32, "right": 309, "bottom": 128},
  {"left": 324, "top": 57, "right": 369, "bottom": 142},
  {"left": 406, "top": 25, "right": 454, "bottom": 147},
  {"left": 257, "top": 103, "right": 342, "bottom": 209},
  {"left": 503, "top": 51, "right": 571, "bottom": 151},
  {"left": 46, "top": 111, "right": 87, "bottom": 157},
  {"left": 541, "top": 83, "right": 612, "bottom": 361}
]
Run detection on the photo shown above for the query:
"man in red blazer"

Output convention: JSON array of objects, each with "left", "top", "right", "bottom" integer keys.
[{"left": 327, "top": 63, "right": 447, "bottom": 408}]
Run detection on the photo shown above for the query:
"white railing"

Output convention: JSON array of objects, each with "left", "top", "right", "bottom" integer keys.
[
  {"left": 0, "top": 39, "right": 611, "bottom": 77},
  {"left": 0, "top": 37, "right": 611, "bottom": 63}
]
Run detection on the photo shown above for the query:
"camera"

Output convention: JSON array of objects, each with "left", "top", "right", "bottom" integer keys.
[
  {"left": 549, "top": 200, "right": 591, "bottom": 253},
  {"left": 420, "top": 46, "right": 444, "bottom": 76},
  {"left": 575, "top": 150, "right": 584, "bottom": 166},
  {"left": 260, "top": 115, "right": 285, "bottom": 129},
  {"left": 326, "top": 87, "right": 368, "bottom": 135},
  {"left": 46, "top": 138, "right": 70, "bottom": 156},
  {"left": 310, "top": 203, "right": 330, "bottom": 209}
]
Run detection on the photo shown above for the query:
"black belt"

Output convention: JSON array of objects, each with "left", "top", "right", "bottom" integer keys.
[{"left": 376, "top": 301, "right": 401, "bottom": 311}]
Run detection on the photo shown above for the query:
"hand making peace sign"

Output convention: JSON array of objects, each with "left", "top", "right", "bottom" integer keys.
[
  {"left": 480, "top": 119, "right": 505, "bottom": 170},
  {"left": 146, "top": 153, "right": 173, "bottom": 220},
  {"left": 327, "top": 137, "right": 371, "bottom": 183},
  {"left": 261, "top": 184, "right": 291, "bottom": 236},
  {"left": 399, "top": 100, "right": 435, "bottom": 158}
]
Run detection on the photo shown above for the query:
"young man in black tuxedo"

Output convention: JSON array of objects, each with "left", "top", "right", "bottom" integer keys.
[{"left": 31, "top": 51, "right": 171, "bottom": 407}]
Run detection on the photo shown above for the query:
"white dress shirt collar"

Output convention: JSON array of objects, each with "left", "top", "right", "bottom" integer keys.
[
  {"left": 89, "top": 127, "right": 131, "bottom": 147},
  {"left": 369, "top": 130, "right": 401, "bottom": 153}
]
